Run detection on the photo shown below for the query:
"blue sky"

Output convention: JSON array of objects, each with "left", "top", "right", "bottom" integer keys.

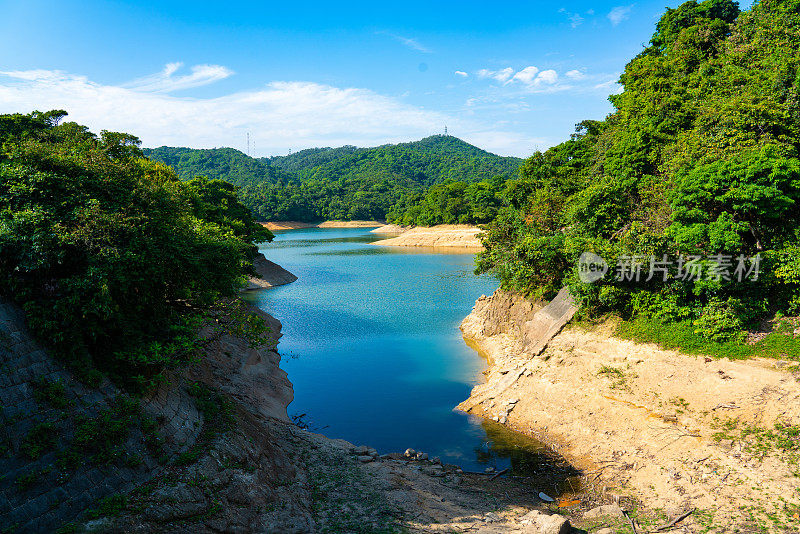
[{"left": 0, "top": 0, "right": 754, "bottom": 157}]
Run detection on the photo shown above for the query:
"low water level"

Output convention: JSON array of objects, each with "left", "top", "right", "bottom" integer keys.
[{"left": 244, "top": 228, "right": 576, "bottom": 490}]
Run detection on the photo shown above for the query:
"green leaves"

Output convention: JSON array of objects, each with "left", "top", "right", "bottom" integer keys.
[
  {"left": 0, "top": 111, "right": 267, "bottom": 389},
  {"left": 477, "top": 0, "right": 800, "bottom": 347}
]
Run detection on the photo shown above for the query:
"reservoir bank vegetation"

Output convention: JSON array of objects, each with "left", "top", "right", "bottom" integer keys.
[{"left": 2, "top": 0, "right": 800, "bottom": 532}]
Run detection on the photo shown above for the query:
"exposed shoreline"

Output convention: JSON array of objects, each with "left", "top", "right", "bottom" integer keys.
[
  {"left": 242, "top": 251, "right": 298, "bottom": 290},
  {"left": 260, "top": 220, "right": 384, "bottom": 231},
  {"left": 457, "top": 288, "right": 800, "bottom": 532},
  {"left": 371, "top": 224, "right": 484, "bottom": 250}
]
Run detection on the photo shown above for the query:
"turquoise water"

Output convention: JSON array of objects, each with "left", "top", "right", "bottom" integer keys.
[{"left": 244, "top": 228, "right": 576, "bottom": 487}]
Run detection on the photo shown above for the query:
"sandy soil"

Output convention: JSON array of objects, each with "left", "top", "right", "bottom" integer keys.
[
  {"left": 458, "top": 290, "right": 800, "bottom": 532},
  {"left": 260, "top": 221, "right": 316, "bottom": 230},
  {"left": 316, "top": 220, "right": 385, "bottom": 228},
  {"left": 261, "top": 220, "right": 385, "bottom": 230},
  {"left": 370, "top": 223, "right": 407, "bottom": 234},
  {"left": 372, "top": 224, "right": 484, "bottom": 250}
]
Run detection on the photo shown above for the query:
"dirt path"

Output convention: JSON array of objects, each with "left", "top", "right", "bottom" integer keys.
[{"left": 458, "top": 289, "right": 800, "bottom": 532}]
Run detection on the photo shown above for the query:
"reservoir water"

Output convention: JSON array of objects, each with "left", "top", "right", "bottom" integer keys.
[{"left": 244, "top": 227, "right": 577, "bottom": 491}]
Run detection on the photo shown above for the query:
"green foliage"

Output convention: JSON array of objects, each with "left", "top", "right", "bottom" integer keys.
[
  {"left": 388, "top": 179, "right": 504, "bottom": 226},
  {"left": 0, "top": 111, "right": 266, "bottom": 385},
  {"left": 65, "top": 396, "right": 141, "bottom": 466},
  {"left": 177, "top": 382, "right": 235, "bottom": 466},
  {"left": 146, "top": 135, "right": 522, "bottom": 222},
  {"left": 478, "top": 0, "right": 800, "bottom": 349},
  {"left": 32, "top": 377, "right": 69, "bottom": 409},
  {"left": 20, "top": 422, "right": 57, "bottom": 459},
  {"left": 86, "top": 494, "right": 127, "bottom": 519}
]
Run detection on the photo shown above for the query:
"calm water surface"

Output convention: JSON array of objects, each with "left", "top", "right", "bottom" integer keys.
[{"left": 244, "top": 228, "right": 576, "bottom": 488}]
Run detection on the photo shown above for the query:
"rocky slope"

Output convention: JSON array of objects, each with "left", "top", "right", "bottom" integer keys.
[
  {"left": 243, "top": 252, "right": 298, "bottom": 290},
  {"left": 1, "top": 293, "right": 587, "bottom": 533},
  {"left": 458, "top": 288, "right": 800, "bottom": 533}
]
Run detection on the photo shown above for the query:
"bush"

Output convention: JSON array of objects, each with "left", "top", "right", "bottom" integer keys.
[{"left": 0, "top": 111, "right": 268, "bottom": 387}]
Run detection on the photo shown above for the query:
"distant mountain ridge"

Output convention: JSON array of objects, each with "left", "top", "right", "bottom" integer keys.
[
  {"left": 144, "top": 135, "right": 523, "bottom": 222},
  {"left": 144, "top": 135, "right": 522, "bottom": 189},
  {"left": 267, "top": 135, "right": 522, "bottom": 186},
  {"left": 143, "top": 146, "right": 293, "bottom": 187}
]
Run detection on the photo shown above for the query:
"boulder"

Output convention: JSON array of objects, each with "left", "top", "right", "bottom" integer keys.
[{"left": 519, "top": 510, "right": 571, "bottom": 534}]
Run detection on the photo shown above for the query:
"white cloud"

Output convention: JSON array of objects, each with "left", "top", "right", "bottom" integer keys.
[
  {"left": 594, "top": 79, "right": 623, "bottom": 93},
  {"left": 477, "top": 67, "right": 515, "bottom": 84},
  {"left": 535, "top": 69, "right": 558, "bottom": 85},
  {"left": 123, "top": 63, "right": 234, "bottom": 93},
  {"left": 0, "top": 67, "right": 537, "bottom": 157},
  {"left": 512, "top": 66, "right": 539, "bottom": 84},
  {"left": 381, "top": 32, "right": 432, "bottom": 53},
  {"left": 565, "top": 69, "right": 584, "bottom": 79},
  {"left": 454, "top": 70, "right": 468, "bottom": 77},
  {"left": 608, "top": 5, "right": 633, "bottom": 25}
]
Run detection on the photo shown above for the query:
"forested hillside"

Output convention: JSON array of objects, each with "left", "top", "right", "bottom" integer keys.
[
  {"left": 145, "top": 135, "right": 522, "bottom": 222},
  {"left": 477, "top": 0, "right": 800, "bottom": 355},
  {"left": 143, "top": 146, "right": 294, "bottom": 187},
  {"left": 1, "top": 111, "right": 272, "bottom": 389}
]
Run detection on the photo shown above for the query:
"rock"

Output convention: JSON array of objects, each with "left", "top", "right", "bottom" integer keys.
[
  {"left": 432, "top": 456, "right": 441, "bottom": 464},
  {"left": 499, "top": 416, "right": 507, "bottom": 424},
  {"left": 404, "top": 448, "right": 416, "bottom": 458},
  {"left": 508, "top": 398, "right": 520, "bottom": 404},
  {"left": 416, "top": 452, "right": 428, "bottom": 461},
  {"left": 357, "top": 455, "right": 374, "bottom": 463},
  {"left": 367, "top": 447, "right": 378, "bottom": 457},
  {"left": 353, "top": 445, "right": 370, "bottom": 455},
  {"left": 484, "top": 511, "right": 501, "bottom": 523},
  {"left": 596, "top": 529, "right": 614, "bottom": 534},
  {"left": 519, "top": 510, "right": 571, "bottom": 534},
  {"left": 485, "top": 467, "right": 496, "bottom": 473},
  {"left": 718, "top": 439, "right": 734, "bottom": 450},
  {"left": 583, "top": 504, "right": 624, "bottom": 519},
  {"left": 422, "top": 465, "right": 445, "bottom": 477}
]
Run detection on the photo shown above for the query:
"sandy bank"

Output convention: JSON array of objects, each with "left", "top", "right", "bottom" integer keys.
[
  {"left": 260, "top": 221, "right": 316, "bottom": 230},
  {"left": 370, "top": 223, "right": 407, "bottom": 234},
  {"left": 316, "top": 220, "right": 385, "bottom": 228},
  {"left": 243, "top": 252, "right": 298, "bottom": 290},
  {"left": 261, "top": 220, "right": 384, "bottom": 230},
  {"left": 372, "top": 224, "right": 484, "bottom": 250},
  {"left": 458, "top": 289, "right": 800, "bottom": 532}
]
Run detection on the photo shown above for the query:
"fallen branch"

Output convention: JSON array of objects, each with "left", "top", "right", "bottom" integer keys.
[
  {"left": 657, "top": 508, "right": 695, "bottom": 531},
  {"left": 622, "top": 510, "right": 638, "bottom": 534},
  {"left": 490, "top": 468, "right": 509, "bottom": 480}
]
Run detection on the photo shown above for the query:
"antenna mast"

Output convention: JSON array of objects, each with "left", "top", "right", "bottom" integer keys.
[
  {"left": 246, "top": 132, "right": 250, "bottom": 156},
  {"left": 444, "top": 125, "right": 448, "bottom": 136}
]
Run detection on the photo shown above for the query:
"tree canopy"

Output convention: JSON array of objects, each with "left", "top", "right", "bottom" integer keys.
[
  {"left": 0, "top": 111, "right": 271, "bottom": 388},
  {"left": 477, "top": 0, "right": 800, "bottom": 345},
  {"left": 145, "top": 135, "right": 522, "bottom": 222}
]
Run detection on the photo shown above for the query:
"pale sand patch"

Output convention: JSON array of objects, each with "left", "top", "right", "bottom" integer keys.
[
  {"left": 261, "top": 220, "right": 385, "bottom": 230},
  {"left": 316, "top": 220, "right": 385, "bottom": 228},
  {"left": 372, "top": 224, "right": 484, "bottom": 249},
  {"left": 260, "top": 221, "right": 316, "bottom": 230}
]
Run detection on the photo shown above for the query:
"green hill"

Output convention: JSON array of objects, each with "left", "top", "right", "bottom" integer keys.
[
  {"left": 143, "top": 146, "right": 294, "bottom": 187},
  {"left": 145, "top": 136, "right": 522, "bottom": 222},
  {"left": 268, "top": 135, "right": 522, "bottom": 187}
]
